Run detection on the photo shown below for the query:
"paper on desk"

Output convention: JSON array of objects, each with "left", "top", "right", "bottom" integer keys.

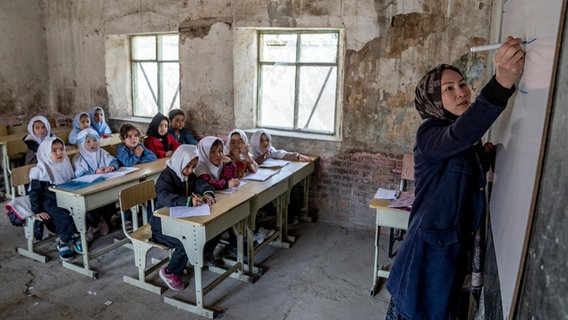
[
  {"left": 259, "top": 158, "right": 289, "bottom": 168},
  {"left": 218, "top": 180, "right": 248, "bottom": 194},
  {"left": 241, "top": 168, "right": 279, "bottom": 181},
  {"left": 374, "top": 187, "right": 400, "bottom": 200},
  {"left": 388, "top": 191, "right": 415, "bottom": 211},
  {"left": 170, "top": 205, "right": 211, "bottom": 218}
]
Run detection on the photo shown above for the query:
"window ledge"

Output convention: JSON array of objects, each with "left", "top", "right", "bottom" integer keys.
[
  {"left": 243, "top": 128, "right": 342, "bottom": 142},
  {"left": 110, "top": 116, "right": 152, "bottom": 124}
]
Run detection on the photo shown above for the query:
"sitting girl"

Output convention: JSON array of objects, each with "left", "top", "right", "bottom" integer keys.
[
  {"left": 144, "top": 113, "right": 181, "bottom": 158},
  {"left": 72, "top": 128, "right": 119, "bottom": 241},
  {"left": 29, "top": 137, "right": 82, "bottom": 260},
  {"left": 89, "top": 106, "right": 112, "bottom": 138},
  {"left": 250, "top": 129, "right": 311, "bottom": 164},
  {"left": 116, "top": 123, "right": 157, "bottom": 167},
  {"left": 68, "top": 112, "right": 91, "bottom": 144},
  {"left": 224, "top": 129, "right": 258, "bottom": 178},
  {"left": 150, "top": 145, "right": 215, "bottom": 291},
  {"left": 23, "top": 115, "right": 53, "bottom": 165}
]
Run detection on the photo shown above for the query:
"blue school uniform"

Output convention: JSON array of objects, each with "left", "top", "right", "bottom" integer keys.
[{"left": 116, "top": 142, "right": 157, "bottom": 167}]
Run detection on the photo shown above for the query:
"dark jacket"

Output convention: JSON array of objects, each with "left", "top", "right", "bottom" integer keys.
[
  {"left": 168, "top": 127, "right": 198, "bottom": 145},
  {"left": 386, "top": 78, "right": 514, "bottom": 319},
  {"left": 150, "top": 167, "right": 214, "bottom": 233}
]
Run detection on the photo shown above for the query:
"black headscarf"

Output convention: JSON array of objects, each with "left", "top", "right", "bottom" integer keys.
[
  {"left": 147, "top": 112, "right": 172, "bottom": 151},
  {"left": 414, "top": 64, "right": 464, "bottom": 120}
]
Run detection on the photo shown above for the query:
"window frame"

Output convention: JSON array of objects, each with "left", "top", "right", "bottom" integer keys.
[
  {"left": 256, "top": 29, "right": 341, "bottom": 137},
  {"left": 130, "top": 33, "right": 180, "bottom": 118}
]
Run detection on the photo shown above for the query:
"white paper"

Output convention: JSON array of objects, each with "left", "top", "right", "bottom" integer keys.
[
  {"left": 241, "top": 168, "right": 279, "bottom": 181},
  {"left": 374, "top": 187, "right": 400, "bottom": 200},
  {"left": 218, "top": 180, "right": 248, "bottom": 194},
  {"left": 259, "top": 158, "right": 289, "bottom": 168},
  {"left": 170, "top": 205, "right": 211, "bottom": 218}
]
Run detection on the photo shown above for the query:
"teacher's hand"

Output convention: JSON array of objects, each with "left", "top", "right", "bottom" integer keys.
[{"left": 494, "top": 36, "right": 526, "bottom": 89}]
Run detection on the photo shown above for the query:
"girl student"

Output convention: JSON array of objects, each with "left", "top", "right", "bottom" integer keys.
[
  {"left": 89, "top": 106, "right": 112, "bottom": 138},
  {"left": 116, "top": 122, "right": 157, "bottom": 167},
  {"left": 224, "top": 129, "right": 258, "bottom": 178},
  {"left": 144, "top": 112, "right": 181, "bottom": 158},
  {"left": 23, "top": 115, "right": 53, "bottom": 165},
  {"left": 250, "top": 129, "right": 311, "bottom": 164},
  {"left": 68, "top": 112, "right": 91, "bottom": 144},
  {"left": 72, "top": 128, "right": 119, "bottom": 241},
  {"left": 150, "top": 145, "right": 215, "bottom": 291},
  {"left": 29, "top": 137, "right": 82, "bottom": 261},
  {"left": 168, "top": 108, "right": 198, "bottom": 145}
]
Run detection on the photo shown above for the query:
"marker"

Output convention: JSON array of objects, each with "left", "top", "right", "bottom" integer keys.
[{"left": 470, "top": 38, "right": 536, "bottom": 52}]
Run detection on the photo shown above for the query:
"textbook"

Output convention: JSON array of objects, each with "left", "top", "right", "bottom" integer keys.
[
  {"left": 55, "top": 167, "right": 140, "bottom": 191},
  {"left": 387, "top": 191, "right": 415, "bottom": 211},
  {"left": 374, "top": 187, "right": 400, "bottom": 200},
  {"left": 259, "top": 158, "right": 289, "bottom": 168},
  {"left": 241, "top": 168, "right": 279, "bottom": 182}
]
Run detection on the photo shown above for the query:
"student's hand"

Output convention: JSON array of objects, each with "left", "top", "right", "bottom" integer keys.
[
  {"left": 134, "top": 145, "right": 144, "bottom": 157},
  {"left": 104, "top": 166, "right": 115, "bottom": 173},
  {"left": 298, "top": 154, "right": 311, "bottom": 162},
  {"left": 494, "top": 36, "right": 526, "bottom": 89},
  {"left": 228, "top": 178, "right": 240, "bottom": 188},
  {"left": 165, "top": 150, "right": 174, "bottom": 157},
  {"left": 203, "top": 194, "right": 216, "bottom": 206},
  {"left": 220, "top": 155, "right": 232, "bottom": 164},
  {"left": 95, "top": 168, "right": 104, "bottom": 174},
  {"left": 192, "top": 196, "right": 204, "bottom": 207},
  {"left": 34, "top": 212, "right": 50, "bottom": 221}
]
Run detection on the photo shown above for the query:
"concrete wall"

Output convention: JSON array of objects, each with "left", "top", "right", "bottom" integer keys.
[
  {"left": 4, "top": 0, "right": 493, "bottom": 230},
  {"left": 0, "top": 0, "right": 49, "bottom": 125}
]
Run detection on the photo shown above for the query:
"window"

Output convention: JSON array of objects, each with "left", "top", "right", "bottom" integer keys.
[
  {"left": 131, "top": 34, "right": 179, "bottom": 117},
  {"left": 257, "top": 31, "right": 340, "bottom": 135}
]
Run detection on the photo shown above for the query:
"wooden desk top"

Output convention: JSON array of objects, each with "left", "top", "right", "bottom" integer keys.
[
  {"left": 369, "top": 198, "right": 409, "bottom": 213},
  {"left": 280, "top": 156, "right": 319, "bottom": 171},
  {"left": 238, "top": 169, "right": 293, "bottom": 195},
  {"left": 153, "top": 191, "right": 255, "bottom": 227}
]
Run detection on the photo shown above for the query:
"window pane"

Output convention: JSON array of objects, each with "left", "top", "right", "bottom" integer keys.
[
  {"left": 297, "top": 66, "right": 337, "bottom": 134},
  {"left": 299, "top": 33, "right": 338, "bottom": 63},
  {"left": 260, "top": 34, "right": 297, "bottom": 63},
  {"left": 159, "top": 35, "right": 179, "bottom": 61},
  {"left": 134, "top": 62, "right": 158, "bottom": 117},
  {"left": 132, "top": 36, "right": 156, "bottom": 60},
  {"left": 258, "top": 65, "right": 295, "bottom": 128},
  {"left": 161, "top": 62, "right": 180, "bottom": 114}
]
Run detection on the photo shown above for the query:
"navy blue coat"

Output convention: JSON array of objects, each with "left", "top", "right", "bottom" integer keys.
[{"left": 387, "top": 79, "right": 513, "bottom": 319}]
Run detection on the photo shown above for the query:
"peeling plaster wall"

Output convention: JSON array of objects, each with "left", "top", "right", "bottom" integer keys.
[
  {"left": 35, "top": 0, "right": 493, "bottom": 230},
  {"left": 0, "top": 0, "right": 49, "bottom": 125}
]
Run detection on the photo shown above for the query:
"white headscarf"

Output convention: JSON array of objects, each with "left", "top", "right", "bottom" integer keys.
[
  {"left": 74, "top": 128, "right": 115, "bottom": 173},
  {"left": 166, "top": 145, "right": 198, "bottom": 182},
  {"left": 29, "top": 137, "right": 74, "bottom": 184},
  {"left": 250, "top": 129, "right": 288, "bottom": 159},
  {"left": 25, "top": 115, "right": 52, "bottom": 145},
  {"left": 223, "top": 129, "right": 249, "bottom": 155},
  {"left": 194, "top": 136, "right": 224, "bottom": 180},
  {"left": 89, "top": 106, "right": 112, "bottom": 135}
]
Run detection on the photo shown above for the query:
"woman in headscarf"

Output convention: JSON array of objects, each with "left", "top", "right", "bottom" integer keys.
[
  {"left": 149, "top": 145, "right": 215, "bottom": 291},
  {"left": 386, "top": 36, "right": 525, "bottom": 320},
  {"left": 144, "top": 112, "right": 181, "bottom": 158}
]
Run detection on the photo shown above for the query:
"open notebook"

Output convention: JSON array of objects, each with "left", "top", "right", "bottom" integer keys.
[{"left": 54, "top": 167, "right": 140, "bottom": 191}]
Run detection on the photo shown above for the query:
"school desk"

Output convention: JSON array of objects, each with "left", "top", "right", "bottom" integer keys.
[
  {"left": 0, "top": 126, "right": 72, "bottom": 199},
  {"left": 153, "top": 192, "right": 254, "bottom": 319},
  {"left": 49, "top": 159, "right": 167, "bottom": 278},
  {"left": 238, "top": 169, "right": 294, "bottom": 275},
  {"left": 368, "top": 197, "right": 410, "bottom": 296}
]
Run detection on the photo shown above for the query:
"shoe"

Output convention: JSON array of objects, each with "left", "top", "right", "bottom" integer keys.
[
  {"left": 86, "top": 226, "right": 95, "bottom": 242},
  {"left": 34, "top": 220, "right": 44, "bottom": 241},
  {"left": 225, "top": 244, "right": 249, "bottom": 261},
  {"left": 159, "top": 267, "right": 185, "bottom": 291},
  {"left": 70, "top": 235, "right": 83, "bottom": 254},
  {"left": 99, "top": 218, "right": 109, "bottom": 235},
  {"left": 124, "top": 220, "right": 133, "bottom": 233},
  {"left": 254, "top": 227, "right": 275, "bottom": 244},
  {"left": 204, "top": 252, "right": 225, "bottom": 268},
  {"left": 57, "top": 242, "right": 75, "bottom": 261}
]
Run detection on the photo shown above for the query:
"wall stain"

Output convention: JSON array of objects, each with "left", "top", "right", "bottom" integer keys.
[
  {"left": 267, "top": 0, "right": 296, "bottom": 27},
  {"left": 179, "top": 18, "right": 232, "bottom": 41}
]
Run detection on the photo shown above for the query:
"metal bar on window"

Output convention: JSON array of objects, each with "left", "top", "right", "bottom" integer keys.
[
  {"left": 138, "top": 63, "right": 158, "bottom": 106},
  {"left": 303, "top": 66, "right": 334, "bottom": 129}
]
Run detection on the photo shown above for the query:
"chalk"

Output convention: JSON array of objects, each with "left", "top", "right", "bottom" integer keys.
[{"left": 470, "top": 38, "right": 536, "bottom": 52}]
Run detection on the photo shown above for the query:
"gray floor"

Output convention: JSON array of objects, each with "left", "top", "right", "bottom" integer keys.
[{"left": 0, "top": 209, "right": 393, "bottom": 320}]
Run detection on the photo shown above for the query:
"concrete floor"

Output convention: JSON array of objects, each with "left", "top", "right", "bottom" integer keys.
[{"left": 0, "top": 208, "right": 393, "bottom": 320}]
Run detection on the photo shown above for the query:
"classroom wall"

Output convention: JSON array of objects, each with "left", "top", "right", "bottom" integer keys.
[
  {"left": 0, "top": 0, "right": 49, "bottom": 125},
  {"left": 3, "top": 0, "right": 493, "bottom": 230}
]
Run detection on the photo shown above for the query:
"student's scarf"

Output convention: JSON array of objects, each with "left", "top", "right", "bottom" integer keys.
[
  {"left": 89, "top": 106, "right": 112, "bottom": 135},
  {"left": 29, "top": 137, "right": 74, "bottom": 185},
  {"left": 76, "top": 128, "right": 115, "bottom": 171},
  {"left": 166, "top": 145, "right": 198, "bottom": 183},
  {"left": 194, "top": 136, "right": 224, "bottom": 180},
  {"left": 223, "top": 128, "right": 249, "bottom": 155},
  {"left": 73, "top": 112, "right": 89, "bottom": 131},
  {"left": 147, "top": 113, "right": 172, "bottom": 151},
  {"left": 249, "top": 129, "right": 287, "bottom": 159},
  {"left": 25, "top": 115, "right": 52, "bottom": 145},
  {"left": 414, "top": 64, "right": 463, "bottom": 121}
]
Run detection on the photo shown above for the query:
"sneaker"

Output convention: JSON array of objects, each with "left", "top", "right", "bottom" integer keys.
[
  {"left": 255, "top": 227, "right": 275, "bottom": 244},
  {"left": 99, "top": 218, "right": 109, "bottom": 235},
  {"left": 34, "top": 220, "right": 44, "bottom": 241},
  {"left": 124, "top": 220, "right": 133, "bottom": 233},
  {"left": 86, "top": 226, "right": 96, "bottom": 242},
  {"left": 204, "top": 252, "right": 225, "bottom": 268},
  {"left": 57, "top": 242, "right": 75, "bottom": 261},
  {"left": 70, "top": 235, "right": 83, "bottom": 254},
  {"left": 159, "top": 267, "right": 185, "bottom": 291}
]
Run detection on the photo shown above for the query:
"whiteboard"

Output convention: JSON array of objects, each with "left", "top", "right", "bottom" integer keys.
[{"left": 489, "top": 0, "right": 564, "bottom": 319}]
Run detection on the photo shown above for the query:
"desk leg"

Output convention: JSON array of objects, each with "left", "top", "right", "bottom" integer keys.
[
  {"left": 299, "top": 176, "right": 313, "bottom": 222},
  {"left": 371, "top": 222, "right": 382, "bottom": 296},
  {"left": 1, "top": 144, "right": 13, "bottom": 199},
  {"left": 61, "top": 202, "right": 97, "bottom": 279}
]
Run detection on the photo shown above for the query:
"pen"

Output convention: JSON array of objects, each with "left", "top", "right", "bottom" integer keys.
[{"left": 470, "top": 38, "right": 536, "bottom": 52}]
